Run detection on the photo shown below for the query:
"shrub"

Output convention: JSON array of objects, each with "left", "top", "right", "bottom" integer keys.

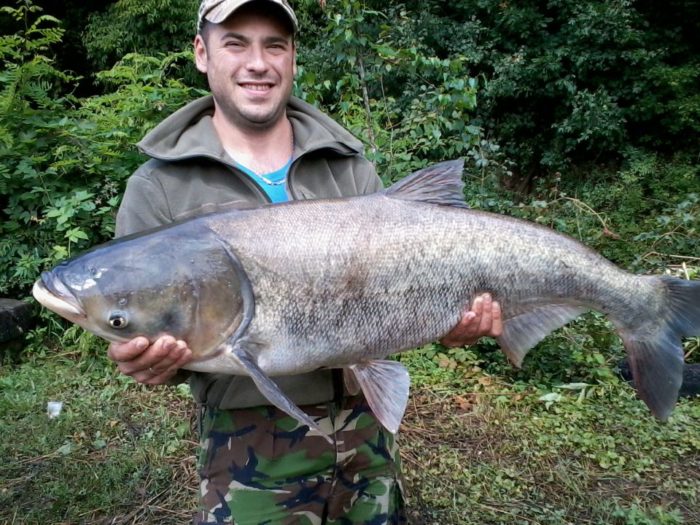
[{"left": 0, "top": 2, "right": 203, "bottom": 296}]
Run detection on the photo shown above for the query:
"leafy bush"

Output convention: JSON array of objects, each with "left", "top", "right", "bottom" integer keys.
[
  {"left": 0, "top": 2, "right": 204, "bottom": 296},
  {"left": 365, "top": 0, "right": 700, "bottom": 184},
  {"left": 14, "top": 0, "right": 700, "bottom": 187},
  {"left": 82, "top": 0, "right": 199, "bottom": 71},
  {"left": 465, "top": 146, "right": 699, "bottom": 271},
  {"left": 295, "top": 0, "right": 482, "bottom": 180}
]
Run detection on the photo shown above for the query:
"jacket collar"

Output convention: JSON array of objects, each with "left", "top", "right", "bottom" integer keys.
[{"left": 137, "top": 95, "right": 364, "bottom": 162}]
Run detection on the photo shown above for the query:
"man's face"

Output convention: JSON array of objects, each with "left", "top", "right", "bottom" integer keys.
[{"left": 194, "top": 8, "right": 296, "bottom": 131}]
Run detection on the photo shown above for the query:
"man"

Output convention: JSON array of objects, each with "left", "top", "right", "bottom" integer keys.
[{"left": 108, "top": 1, "right": 502, "bottom": 523}]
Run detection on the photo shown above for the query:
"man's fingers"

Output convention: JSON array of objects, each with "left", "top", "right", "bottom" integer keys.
[
  {"left": 115, "top": 336, "right": 180, "bottom": 376},
  {"left": 141, "top": 346, "right": 193, "bottom": 385},
  {"left": 107, "top": 337, "right": 149, "bottom": 361},
  {"left": 471, "top": 295, "right": 484, "bottom": 320},
  {"left": 491, "top": 301, "right": 503, "bottom": 337},
  {"left": 147, "top": 342, "right": 192, "bottom": 374},
  {"left": 478, "top": 294, "right": 493, "bottom": 334},
  {"left": 439, "top": 310, "right": 475, "bottom": 347},
  {"left": 116, "top": 338, "right": 172, "bottom": 375},
  {"left": 440, "top": 293, "right": 503, "bottom": 347},
  {"left": 106, "top": 332, "right": 193, "bottom": 385},
  {"left": 149, "top": 340, "right": 190, "bottom": 372}
]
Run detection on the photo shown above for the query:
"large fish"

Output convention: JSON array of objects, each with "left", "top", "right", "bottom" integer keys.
[{"left": 32, "top": 160, "right": 699, "bottom": 440}]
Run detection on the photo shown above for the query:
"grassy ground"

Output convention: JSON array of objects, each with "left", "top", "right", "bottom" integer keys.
[
  {"left": 2, "top": 335, "right": 698, "bottom": 525},
  {"left": 401, "top": 384, "right": 699, "bottom": 524},
  {"left": 0, "top": 350, "right": 199, "bottom": 524}
]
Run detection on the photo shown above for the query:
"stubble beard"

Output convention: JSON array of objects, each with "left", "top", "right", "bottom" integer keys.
[{"left": 216, "top": 86, "right": 291, "bottom": 133}]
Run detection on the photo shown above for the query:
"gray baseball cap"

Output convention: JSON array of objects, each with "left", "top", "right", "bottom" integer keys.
[{"left": 197, "top": 0, "right": 299, "bottom": 33}]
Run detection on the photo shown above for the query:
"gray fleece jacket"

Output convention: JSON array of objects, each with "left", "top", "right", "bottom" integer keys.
[{"left": 116, "top": 94, "right": 383, "bottom": 409}]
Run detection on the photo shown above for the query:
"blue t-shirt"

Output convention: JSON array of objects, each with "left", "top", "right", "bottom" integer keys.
[{"left": 236, "top": 159, "right": 292, "bottom": 203}]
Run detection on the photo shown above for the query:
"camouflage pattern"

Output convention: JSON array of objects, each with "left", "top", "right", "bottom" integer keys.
[{"left": 193, "top": 395, "right": 407, "bottom": 524}]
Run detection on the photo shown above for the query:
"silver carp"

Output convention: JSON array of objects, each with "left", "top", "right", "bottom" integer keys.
[{"left": 32, "top": 160, "right": 699, "bottom": 440}]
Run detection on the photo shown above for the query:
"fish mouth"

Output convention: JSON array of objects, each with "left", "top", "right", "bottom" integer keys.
[{"left": 32, "top": 272, "right": 86, "bottom": 320}]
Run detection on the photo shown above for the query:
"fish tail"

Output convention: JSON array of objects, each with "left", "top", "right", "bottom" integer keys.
[{"left": 621, "top": 276, "right": 699, "bottom": 420}]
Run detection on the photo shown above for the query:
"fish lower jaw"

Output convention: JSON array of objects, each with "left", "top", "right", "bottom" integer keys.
[{"left": 32, "top": 280, "right": 86, "bottom": 321}]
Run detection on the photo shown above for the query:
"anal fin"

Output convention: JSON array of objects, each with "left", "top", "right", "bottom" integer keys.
[
  {"left": 347, "top": 360, "right": 410, "bottom": 434},
  {"left": 230, "top": 345, "right": 333, "bottom": 444},
  {"left": 497, "top": 304, "right": 587, "bottom": 366}
]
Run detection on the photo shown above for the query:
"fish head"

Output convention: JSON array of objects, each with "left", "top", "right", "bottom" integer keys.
[{"left": 32, "top": 224, "right": 250, "bottom": 357}]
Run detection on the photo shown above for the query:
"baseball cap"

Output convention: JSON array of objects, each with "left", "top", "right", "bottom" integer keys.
[{"left": 197, "top": 0, "right": 299, "bottom": 33}]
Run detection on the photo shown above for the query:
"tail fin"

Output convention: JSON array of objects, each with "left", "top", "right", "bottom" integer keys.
[{"left": 623, "top": 276, "right": 700, "bottom": 421}]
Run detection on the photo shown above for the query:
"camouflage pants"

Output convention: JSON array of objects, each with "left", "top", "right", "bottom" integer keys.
[{"left": 192, "top": 396, "right": 407, "bottom": 525}]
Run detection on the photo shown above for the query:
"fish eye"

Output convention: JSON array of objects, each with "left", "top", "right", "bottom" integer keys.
[{"left": 108, "top": 312, "right": 129, "bottom": 329}]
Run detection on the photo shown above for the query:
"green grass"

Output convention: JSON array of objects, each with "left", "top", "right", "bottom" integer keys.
[
  {"left": 398, "top": 319, "right": 700, "bottom": 524},
  {"left": 0, "top": 348, "right": 198, "bottom": 524},
  {"left": 2, "top": 329, "right": 698, "bottom": 524},
  {"left": 400, "top": 379, "right": 699, "bottom": 524}
]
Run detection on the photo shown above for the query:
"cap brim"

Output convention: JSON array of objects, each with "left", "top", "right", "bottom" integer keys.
[{"left": 203, "top": 0, "right": 298, "bottom": 31}]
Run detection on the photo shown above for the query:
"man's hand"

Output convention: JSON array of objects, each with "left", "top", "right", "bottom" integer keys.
[
  {"left": 107, "top": 335, "right": 193, "bottom": 385},
  {"left": 440, "top": 293, "right": 503, "bottom": 347}
]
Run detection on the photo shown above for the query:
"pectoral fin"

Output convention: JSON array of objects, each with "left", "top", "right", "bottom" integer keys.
[
  {"left": 347, "top": 360, "right": 411, "bottom": 434},
  {"left": 230, "top": 345, "right": 333, "bottom": 444}
]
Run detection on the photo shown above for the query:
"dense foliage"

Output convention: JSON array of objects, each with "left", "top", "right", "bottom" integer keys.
[
  {"left": 0, "top": 2, "right": 204, "bottom": 295},
  {"left": 1, "top": 0, "right": 697, "bottom": 309}
]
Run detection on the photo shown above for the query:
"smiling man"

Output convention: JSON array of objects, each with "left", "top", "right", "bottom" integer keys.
[
  {"left": 108, "top": 1, "right": 502, "bottom": 523},
  {"left": 196, "top": 0, "right": 297, "bottom": 168}
]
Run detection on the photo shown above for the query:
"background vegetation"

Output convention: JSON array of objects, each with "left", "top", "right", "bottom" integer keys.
[{"left": 1, "top": 0, "right": 698, "bottom": 523}]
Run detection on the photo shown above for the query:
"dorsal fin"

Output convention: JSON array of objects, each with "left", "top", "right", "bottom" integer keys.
[{"left": 384, "top": 159, "right": 468, "bottom": 208}]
